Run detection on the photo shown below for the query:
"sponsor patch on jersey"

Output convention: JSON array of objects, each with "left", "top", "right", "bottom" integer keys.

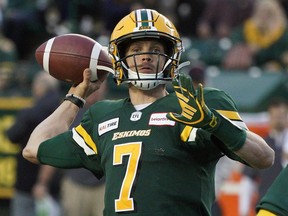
[
  {"left": 98, "top": 117, "right": 119, "bottom": 136},
  {"left": 130, "top": 111, "right": 142, "bottom": 121},
  {"left": 149, "top": 113, "right": 175, "bottom": 126}
]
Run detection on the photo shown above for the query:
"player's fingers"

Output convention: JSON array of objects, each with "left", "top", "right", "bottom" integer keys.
[
  {"left": 197, "top": 83, "right": 204, "bottom": 107},
  {"left": 72, "top": 68, "right": 91, "bottom": 87},
  {"left": 68, "top": 69, "right": 93, "bottom": 98},
  {"left": 83, "top": 68, "right": 92, "bottom": 84},
  {"left": 166, "top": 112, "right": 182, "bottom": 122},
  {"left": 87, "top": 80, "right": 102, "bottom": 95},
  {"left": 83, "top": 68, "right": 103, "bottom": 97},
  {"left": 182, "top": 73, "right": 195, "bottom": 96}
]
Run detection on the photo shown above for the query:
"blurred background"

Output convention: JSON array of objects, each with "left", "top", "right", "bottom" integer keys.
[{"left": 1, "top": 0, "right": 288, "bottom": 216}]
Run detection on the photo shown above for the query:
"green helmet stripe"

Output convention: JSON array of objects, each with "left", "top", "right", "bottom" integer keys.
[
  {"left": 141, "top": 10, "right": 149, "bottom": 27},
  {"left": 135, "top": 9, "right": 154, "bottom": 28}
]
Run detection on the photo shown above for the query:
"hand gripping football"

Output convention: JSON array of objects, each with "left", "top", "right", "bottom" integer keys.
[{"left": 35, "top": 34, "right": 114, "bottom": 84}]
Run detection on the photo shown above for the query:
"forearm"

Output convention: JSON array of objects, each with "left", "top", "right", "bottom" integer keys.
[
  {"left": 208, "top": 111, "right": 274, "bottom": 169},
  {"left": 23, "top": 101, "right": 79, "bottom": 164},
  {"left": 235, "top": 131, "right": 274, "bottom": 169}
]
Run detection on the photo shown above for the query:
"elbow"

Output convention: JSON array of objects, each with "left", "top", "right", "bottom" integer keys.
[
  {"left": 257, "top": 148, "right": 275, "bottom": 169},
  {"left": 22, "top": 146, "right": 39, "bottom": 164},
  {"left": 266, "top": 149, "right": 275, "bottom": 168}
]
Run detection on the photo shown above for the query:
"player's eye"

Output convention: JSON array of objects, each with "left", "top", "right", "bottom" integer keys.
[
  {"left": 131, "top": 47, "right": 141, "bottom": 53},
  {"left": 152, "top": 47, "right": 161, "bottom": 53},
  {"left": 126, "top": 45, "right": 142, "bottom": 54}
]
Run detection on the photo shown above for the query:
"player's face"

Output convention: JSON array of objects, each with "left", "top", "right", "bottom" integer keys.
[{"left": 125, "top": 40, "right": 166, "bottom": 74}]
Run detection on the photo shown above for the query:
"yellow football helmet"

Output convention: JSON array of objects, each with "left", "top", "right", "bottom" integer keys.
[{"left": 109, "top": 9, "right": 183, "bottom": 90}]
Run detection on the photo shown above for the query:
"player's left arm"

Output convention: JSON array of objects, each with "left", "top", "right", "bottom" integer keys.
[{"left": 167, "top": 73, "right": 274, "bottom": 169}]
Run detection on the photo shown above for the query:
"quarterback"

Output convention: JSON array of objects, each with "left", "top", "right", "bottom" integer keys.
[{"left": 23, "top": 9, "right": 274, "bottom": 215}]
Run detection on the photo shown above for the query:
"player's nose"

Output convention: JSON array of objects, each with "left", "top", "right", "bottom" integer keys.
[{"left": 141, "top": 53, "right": 152, "bottom": 62}]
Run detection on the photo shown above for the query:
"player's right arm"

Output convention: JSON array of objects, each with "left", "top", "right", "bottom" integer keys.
[{"left": 23, "top": 69, "right": 102, "bottom": 164}]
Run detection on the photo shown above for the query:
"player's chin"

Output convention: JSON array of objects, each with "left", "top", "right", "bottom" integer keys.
[{"left": 138, "top": 68, "right": 155, "bottom": 74}]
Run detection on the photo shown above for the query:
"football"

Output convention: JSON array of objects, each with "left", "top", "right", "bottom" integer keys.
[{"left": 35, "top": 33, "right": 114, "bottom": 84}]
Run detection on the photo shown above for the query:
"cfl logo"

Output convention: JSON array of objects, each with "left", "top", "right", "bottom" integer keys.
[{"left": 130, "top": 111, "right": 142, "bottom": 121}]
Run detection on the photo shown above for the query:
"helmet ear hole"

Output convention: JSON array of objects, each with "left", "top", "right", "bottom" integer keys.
[
  {"left": 160, "top": 39, "right": 174, "bottom": 57},
  {"left": 117, "top": 40, "right": 130, "bottom": 60}
]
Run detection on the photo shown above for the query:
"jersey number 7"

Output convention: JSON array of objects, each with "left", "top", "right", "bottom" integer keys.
[{"left": 113, "top": 142, "right": 142, "bottom": 212}]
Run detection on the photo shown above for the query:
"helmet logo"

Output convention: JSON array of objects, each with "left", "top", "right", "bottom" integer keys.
[{"left": 139, "top": 26, "right": 152, "bottom": 30}]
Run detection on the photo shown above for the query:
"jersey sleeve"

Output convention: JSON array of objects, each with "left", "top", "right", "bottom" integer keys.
[
  {"left": 205, "top": 87, "right": 247, "bottom": 130},
  {"left": 37, "top": 108, "right": 104, "bottom": 179},
  {"left": 208, "top": 88, "right": 251, "bottom": 163},
  {"left": 38, "top": 131, "right": 86, "bottom": 168},
  {"left": 209, "top": 88, "right": 251, "bottom": 163}
]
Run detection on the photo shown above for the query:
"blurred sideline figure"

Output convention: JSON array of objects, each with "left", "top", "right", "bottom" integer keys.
[
  {"left": 6, "top": 71, "right": 62, "bottom": 216},
  {"left": 196, "top": 0, "right": 254, "bottom": 39},
  {"left": 0, "top": 28, "right": 18, "bottom": 96},
  {"left": 239, "top": 97, "right": 288, "bottom": 216},
  {"left": 61, "top": 80, "right": 107, "bottom": 216},
  {"left": 223, "top": 0, "right": 288, "bottom": 72}
]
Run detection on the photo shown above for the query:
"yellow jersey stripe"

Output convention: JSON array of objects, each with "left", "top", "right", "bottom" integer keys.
[
  {"left": 181, "top": 125, "right": 193, "bottom": 142},
  {"left": 75, "top": 125, "right": 98, "bottom": 154},
  {"left": 180, "top": 110, "right": 244, "bottom": 142},
  {"left": 257, "top": 209, "right": 277, "bottom": 216},
  {"left": 72, "top": 128, "right": 95, "bottom": 155},
  {"left": 217, "top": 110, "right": 242, "bottom": 121}
]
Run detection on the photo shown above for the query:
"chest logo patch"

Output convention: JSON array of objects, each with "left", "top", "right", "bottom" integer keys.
[
  {"left": 98, "top": 117, "right": 119, "bottom": 136},
  {"left": 149, "top": 113, "right": 175, "bottom": 126},
  {"left": 130, "top": 111, "right": 142, "bottom": 121}
]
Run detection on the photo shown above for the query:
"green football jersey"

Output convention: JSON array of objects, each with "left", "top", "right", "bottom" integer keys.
[
  {"left": 256, "top": 165, "right": 288, "bottom": 216},
  {"left": 38, "top": 87, "right": 246, "bottom": 216}
]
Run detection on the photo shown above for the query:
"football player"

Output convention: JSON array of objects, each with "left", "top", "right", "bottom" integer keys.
[
  {"left": 23, "top": 9, "right": 274, "bottom": 215},
  {"left": 256, "top": 165, "right": 288, "bottom": 216}
]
